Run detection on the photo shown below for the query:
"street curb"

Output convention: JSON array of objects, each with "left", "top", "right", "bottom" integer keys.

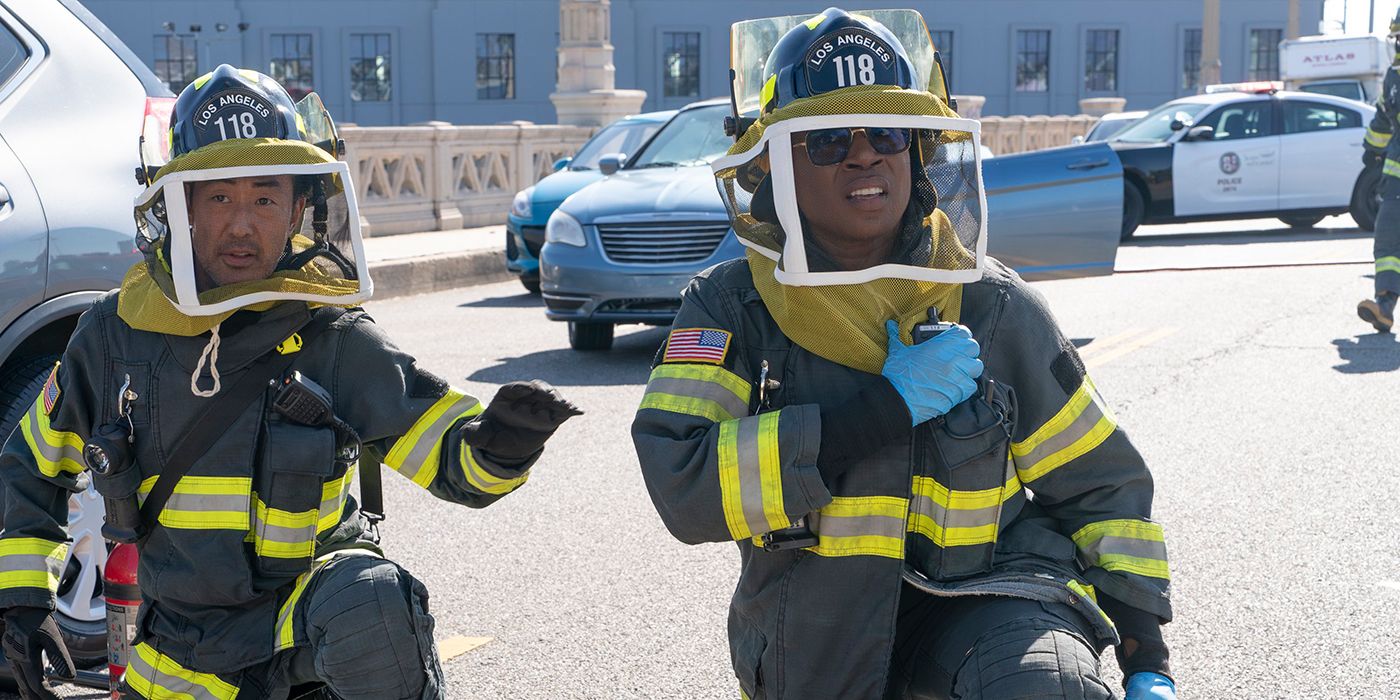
[{"left": 368, "top": 249, "right": 514, "bottom": 300}]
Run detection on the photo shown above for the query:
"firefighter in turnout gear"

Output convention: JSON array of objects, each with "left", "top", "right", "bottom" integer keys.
[
  {"left": 1358, "top": 9, "right": 1400, "bottom": 332},
  {"left": 632, "top": 9, "right": 1174, "bottom": 700},
  {"left": 0, "top": 65, "right": 579, "bottom": 700}
]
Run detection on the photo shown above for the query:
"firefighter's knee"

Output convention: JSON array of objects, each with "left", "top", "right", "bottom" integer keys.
[
  {"left": 303, "top": 557, "right": 445, "bottom": 700},
  {"left": 950, "top": 618, "right": 1113, "bottom": 700}
]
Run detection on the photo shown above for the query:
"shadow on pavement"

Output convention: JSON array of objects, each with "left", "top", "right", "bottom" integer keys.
[
  {"left": 466, "top": 327, "right": 667, "bottom": 386},
  {"left": 1129, "top": 228, "right": 1368, "bottom": 248},
  {"left": 458, "top": 293, "right": 543, "bottom": 309},
  {"left": 1331, "top": 334, "right": 1400, "bottom": 374}
]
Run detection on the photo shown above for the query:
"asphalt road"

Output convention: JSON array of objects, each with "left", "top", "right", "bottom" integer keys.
[{"left": 33, "top": 219, "right": 1400, "bottom": 699}]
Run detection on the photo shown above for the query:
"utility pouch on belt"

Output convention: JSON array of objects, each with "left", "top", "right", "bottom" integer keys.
[{"left": 137, "top": 309, "right": 342, "bottom": 541}]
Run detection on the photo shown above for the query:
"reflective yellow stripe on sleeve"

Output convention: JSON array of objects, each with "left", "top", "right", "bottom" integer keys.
[
  {"left": 1384, "top": 158, "right": 1400, "bottom": 178},
  {"left": 640, "top": 364, "right": 751, "bottom": 423},
  {"left": 1366, "top": 127, "right": 1392, "bottom": 149},
  {"left": 1377, "top": 256, "right": 1400, "bottom": 275},
  {"left": 0, "top": 538, "right": 69, "bottom": 592},
  {"left": 1012, "top": 376, "right": 1116, "bottom": 483},
  {"left": 807, "top": 495, "right": 907, "bottom": 558},
  {"left": 19, "top": 394, "right": 85, "bottom": 478},
  {"left": 124, "top": 641, "right": 239, "bottom": 700},
  {"left": 137, "top": 476, "right": 251, "bottom": 530},
  {"left": 460, "top": 447, "right": 529, "bottom": 495},
  {"left": 1071, "top": 519, "right": 1170, "bottom": 580},
  {"left": 717, "top": 411, "right": 788, "bottom": 541},
  {"left": 385, "top": 390, "right": 482, "bottom": 489}
]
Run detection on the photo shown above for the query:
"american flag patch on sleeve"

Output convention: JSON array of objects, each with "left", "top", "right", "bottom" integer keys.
[
  {"left": 41, "top": 363, "right": 60, "bottom": 416},
  {"left": 662, "top": 328, "right": 732, "bottom": 365}
]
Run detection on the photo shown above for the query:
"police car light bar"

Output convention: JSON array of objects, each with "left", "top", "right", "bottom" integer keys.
[{"left": 1204, "top": 80, "right": 1283, "bottom": 94}]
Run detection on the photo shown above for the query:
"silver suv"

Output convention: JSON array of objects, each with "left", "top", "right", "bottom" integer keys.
[{"left": 0, "top": 0, "right": 173, "bottom": 675}]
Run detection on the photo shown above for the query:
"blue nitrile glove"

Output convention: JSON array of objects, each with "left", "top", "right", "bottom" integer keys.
[
  {"left": 881, "top": 319, "right": 983, "bottom": 425},
  {"left": 1125, "top": 672, "right": 1176, "bottom": 700}
]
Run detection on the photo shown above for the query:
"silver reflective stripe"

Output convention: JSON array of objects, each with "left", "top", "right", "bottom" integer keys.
[
  {"left": 125, "top": 642, "right": 239, "bottom": 700},
  {"left": 165, "top": 492, "right": 247, "bottom": 513},
  {"left": 1015, "top": 397, "right": 1108, "bottom": 471},
  {"left": 809, "top": 510, "right": 905, "bottom": 539},
  {"left": 734, "top": 415, "right": 767, "bottom": 536},
  {"left": 0, "top": 554, "right": 58, "bottom": 576},
  {"left": 394, "top": 394, "right": 479, "bottom": 484},
  {"left": 1079, "top": 534, "right": 1168, "bottom": 563},
  {"left": 912, "top": 495, "right": 1001, "bottom": 530},
  {"left": 645, "top": 376, "right": 749, "bottom": 420}
]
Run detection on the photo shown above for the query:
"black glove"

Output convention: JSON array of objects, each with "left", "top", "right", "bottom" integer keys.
[
  {"left": 460, "top": 381, "right": 583, "bottom": 462},
  {"left": 1, "top": 607, "right": 73, "bottom": 700},
  {"left": 1364, "top": 148, "right": 1383, "bottom": 168}
]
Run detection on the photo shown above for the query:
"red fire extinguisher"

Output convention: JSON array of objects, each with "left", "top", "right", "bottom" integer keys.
[{"left": 103, "top": 543, "right": 140, "bottom": 699}]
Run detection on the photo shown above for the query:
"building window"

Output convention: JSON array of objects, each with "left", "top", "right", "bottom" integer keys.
[
  {"left": 930, "top": 30, "right": 953, "bottom": 89},
  {"left": 1249, "top": 28, "right": 1282, "bottom": 81},
  {"left": 1015, "top": 30, "right": 1050, "bottom": 92},
  {"left": 154, "top": 34, "right": 198, "bottom": 93},
  {"left": 349, "top": 33, "right": 391, "bottom": 102},
  {"left": 476, "top": 33, "right": 515, "bottom": 100},
  {"left": 269, "top": 33, "right": 313, "bottom": 100},
  {"left": 1182, "top": 28, "right": 1202, "bottom": 92},
  {"left": 662, "top": 31, "right": 701, "bottom": 98},
  {"left": 1084, "top": 29, "right": 1118, "bottom": 93}
]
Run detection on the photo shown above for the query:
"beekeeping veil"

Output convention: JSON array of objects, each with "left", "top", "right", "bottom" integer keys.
[{"left": 714, "top": 7, "right": 984, "bottom": 373}]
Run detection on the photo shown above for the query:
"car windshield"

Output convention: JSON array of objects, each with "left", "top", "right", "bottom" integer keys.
[
  {"left": 1086, "top": 117, "right": 1139, "bottom": 142},
  {"left": 630, "top": 105, "right": 732, "bottom": 168},
  {"left": 1112, "top": 102, "right": 1211, "bottom": 143},
  {"left": 570, "top": 120, "right": 666, "bottom": 170}
]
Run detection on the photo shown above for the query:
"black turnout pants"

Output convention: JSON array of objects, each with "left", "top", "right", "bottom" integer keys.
[{"left": 885, "top": 584, "right": 1115, "bottom": 700}]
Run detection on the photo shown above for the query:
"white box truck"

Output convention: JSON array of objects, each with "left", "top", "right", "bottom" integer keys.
[{"left": 1280, "top": 34, "right": 1389, "bottom": 104}]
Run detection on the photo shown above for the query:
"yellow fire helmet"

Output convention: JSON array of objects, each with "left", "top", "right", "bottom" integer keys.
[{"left": 129, "top": 64, "right": 369, "bottom": 322}]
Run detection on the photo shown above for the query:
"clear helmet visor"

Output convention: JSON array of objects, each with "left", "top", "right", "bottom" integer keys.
[
  {"left": 134, "top": 160, "right": 370, "bottom": 316},
  {"left": 713, "top": 112, "right": 985, "bottom": 286},
  {"left": 730, "top": 9, "right": 948, "bottom": 117}
]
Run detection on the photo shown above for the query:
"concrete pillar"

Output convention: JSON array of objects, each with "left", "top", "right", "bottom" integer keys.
[
  {"left": 1079, "top": 97, "right": 1127, "bottom": 116},
  {"left": 953, "top": 95, "right": 986, "bottom": 119},
  {"left": 1287, "top": 0, "right": 1300, "bottom": 40},
  {"left": 1200, "top": 0, "right": 1222, "bottom": 90},
  {"left": 550, "top": 0, "right": 647, "bottom": 127}
]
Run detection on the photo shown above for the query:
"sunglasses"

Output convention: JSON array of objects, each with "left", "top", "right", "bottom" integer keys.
[{"left": 792, "top": 127, "right": 913, "bottom": 166}]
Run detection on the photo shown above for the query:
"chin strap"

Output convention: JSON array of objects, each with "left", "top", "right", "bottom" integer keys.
[{"left": 191, "top": 322, "right": 223, "bottom": 398}]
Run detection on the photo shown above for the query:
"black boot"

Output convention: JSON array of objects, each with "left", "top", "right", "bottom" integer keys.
[{"left": 1357, "top": 292, "right": 1398, "bottom": 332}]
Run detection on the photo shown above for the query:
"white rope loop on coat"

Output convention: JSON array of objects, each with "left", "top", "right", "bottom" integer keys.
[{"left": 191, "top": 322, "right": 223, "bottom": 397}]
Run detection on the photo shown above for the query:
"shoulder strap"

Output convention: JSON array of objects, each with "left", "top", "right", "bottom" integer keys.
[{"left": 138, "top": 308, "right": 343, "bottom": 534}]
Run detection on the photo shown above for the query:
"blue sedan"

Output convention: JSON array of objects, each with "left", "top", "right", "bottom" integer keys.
[
  {"left": 506, "top": 109, "right": 676, "bottom": 293},
  {"left": 542, "top": 99, "right": 1125, "bottom": 350}
]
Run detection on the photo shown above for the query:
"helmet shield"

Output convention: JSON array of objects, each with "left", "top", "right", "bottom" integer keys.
[
  {"left": 714, "top": 101, "right": 985, "bottom": 286},
  {"left": 731, "top": 9, "right": 947, "bottom": 117},
  {"left": 134, "top": 157, "right": 369, "bottom": 317}
]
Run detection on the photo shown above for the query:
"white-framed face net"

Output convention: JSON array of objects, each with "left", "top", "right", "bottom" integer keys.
[
  {"left": 134, "top": 160, "right": 371, "bottom": 316},
  {"left": 713, "top": 111, "right": 986, "bottom": 286}
]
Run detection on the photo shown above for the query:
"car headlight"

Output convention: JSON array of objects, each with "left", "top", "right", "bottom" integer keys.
[
  {"left": 545, "top": 210, "right": 586, "bottom": 247},
  {"left": 511, "top": 187, "right": 534, "bottom": 219}
]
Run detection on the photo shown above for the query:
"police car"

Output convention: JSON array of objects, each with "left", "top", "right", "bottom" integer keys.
[{"left": 1109, "top": 83, "right": 1374, "bottom": 238}]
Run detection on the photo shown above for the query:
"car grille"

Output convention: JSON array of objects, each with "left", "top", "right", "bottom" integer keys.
[
  {"left": 520, "top": 226, "right": 545, "bottom": 257},
  {"left": 596, "top": 221, "right": 730, "bottom": 265}
]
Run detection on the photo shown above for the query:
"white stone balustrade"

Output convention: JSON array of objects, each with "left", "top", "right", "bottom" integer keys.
[
  {"left": 342, "top": 123, "right": 594, "bottom": 236},
  {"left": 341, "top": 108, "right": 1103, "bottom": 236}
]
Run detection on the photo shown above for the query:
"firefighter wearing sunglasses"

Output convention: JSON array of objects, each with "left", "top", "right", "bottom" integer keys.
[{"left": 633, "top": 8, "right": 1175, "bottom": 700}]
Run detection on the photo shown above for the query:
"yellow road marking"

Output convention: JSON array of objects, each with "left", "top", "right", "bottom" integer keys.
[
  {"left": 437, "top": 635, "right": 494, "bottom": 662},
  {"left": 1084, "top": 327, "right": 1179, "bottom": 370},
  {"left": 1077, "top": 327, "right": 1147, "bottom": 361}
]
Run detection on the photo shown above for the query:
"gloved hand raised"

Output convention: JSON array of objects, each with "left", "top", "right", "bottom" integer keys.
[
  {"left": 461, "top": 380, "right": 583, "bottom": 462},
  {"left": 880, "top": 320, "right": 983, "bottom": 425},
  {"left": 1364, "top": 148, "right": 1383, "bottom": 168},
  {"left": 1125, "top": 672, "right": 1176, "bottom": 700},
  {"left": 1, "top": 607, "right": 73, "bottom": 700}
]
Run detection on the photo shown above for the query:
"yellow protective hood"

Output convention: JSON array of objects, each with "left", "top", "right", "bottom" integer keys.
[
  {"left": 117, "top": 234, "right": 357, "bottom": 336},
  {"left": 722, "top": 86, "right": 976, "bottom": 373}
]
